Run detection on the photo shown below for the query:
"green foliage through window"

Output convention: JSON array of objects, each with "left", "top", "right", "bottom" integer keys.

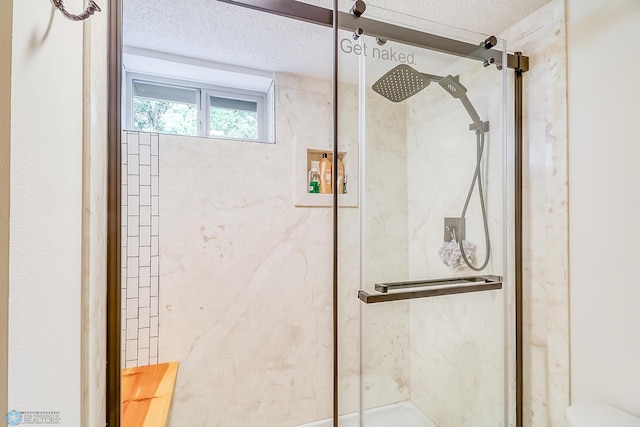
[
  {"left": 209, "top": 107, "right": 258, "bottom": 140},
  {"left": 133, "top": 98, "right": 197, "bottom": 136}
]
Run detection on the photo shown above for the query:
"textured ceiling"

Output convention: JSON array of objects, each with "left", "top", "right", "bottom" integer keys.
[{"left": 123, "top": 0, "right": 551, "bottom": 81}]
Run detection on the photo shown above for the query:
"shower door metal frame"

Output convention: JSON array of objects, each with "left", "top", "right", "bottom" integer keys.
[{"left": 106, "top": 1, "right": 527, "bottom": 427}]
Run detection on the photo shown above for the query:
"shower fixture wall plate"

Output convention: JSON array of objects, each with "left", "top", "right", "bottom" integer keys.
[{"left": 444, "top": 218, "right": 466, "bottom": 243}]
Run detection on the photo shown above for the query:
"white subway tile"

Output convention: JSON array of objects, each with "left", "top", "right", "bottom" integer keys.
[
  {"left": 151, "top": 155, "right": 159, "bottom": 175},
  {"left": 138, "top": 328, "right": 150, "bottom": 350},
  {"left": 140, "top": 145, "right": 151, "bottom": 166},
  {"left": 150, "top": 276, "right": 159, "bottom": 297},
  {"left": 140, "top": 207, "right": 151, "bottom": 226},
  {"left": 139, "top": 287, "right": 150, "bottom": 308},
  {"left": 151, "top": 176, "right": 159, "bottom": 196},
  {"left": 151, "top": 197, "right": 159, "bottom": 216},
  {"left": 126, "top": 257, "right": 138, "bottom": 276},
  {"left": 150, "top": 337, "right": 158, "bottom": 358},
  {"left": 151, "top": 135, "right": 159, "bottom": 155},
  {"left": 126, "top": 318, "right": 138, "bottom": 340},
  {"left": 151, "top": 216, "right": 159, "bottom": 236},
  {"left": 150, "top": 316, "right": 159, "bottom": 337},
  {"left": 127, "top": 236, "right": 139, "bottom": 255},
  {"left": 139, "top": 308, "right": 151, "bottom": 328},
  {"left": 150, "top": 297, "right": 158, "bottom": 317},
  {"left": 126, "top": 298, "right": 138, "bottom": 318},
  {"left": 127, "top": 137, "right": 139, "bottom": 155},
  {"left": 127, "top": 155, "right": 139, "bottom": 175},
  {"left": 140, "top": 186, "right": 151, "bottom": 206},
  {"left": 139, "top": 132, "right": 151, "bottom": 146},
  {"left": 151, "top": 237, "right": 159, "bottom": 256},
  {"left": 127, "top": 196, "right": 139, "bottom": 216},
  {"left": 140, "top": 166, "right": 151, "bottom": 185},
  {"left": 127, "top": 216, "right": 139, "bottom": 234},
  {"left": 139, "top": 273, "right": 150, "bottom": 288},
  {"left": 126, "top": 277, "right": 139, "bottom": 298},
  {"left": 139, "top": 246, "right": 151, "bottom": 267},
  {"left": 138, "top": 348, "right": 150, "bottom": 366},
  {"left": 140, "top": 226, "right": 151, "bottom": 246}
]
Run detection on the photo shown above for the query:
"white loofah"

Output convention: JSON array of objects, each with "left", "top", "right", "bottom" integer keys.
[{"left": 439, "top": 239, "right": 477, "bottom": 272}]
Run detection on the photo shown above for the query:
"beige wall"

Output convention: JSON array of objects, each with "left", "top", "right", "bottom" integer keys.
[
  {"left": 568, "top": 0, "right": 640, "bottom": 417},
  {"left": 5, "top": 0, "right": 107, "bottom": 424},
  {"left": 0, "top": 0, "right": 12, "bottom": 419},
  {"left": 81, "top": 5, "right": 108, "bottom": 425},
  {"left": 9, "top": 0, "right": 83, "bottom": 422}
]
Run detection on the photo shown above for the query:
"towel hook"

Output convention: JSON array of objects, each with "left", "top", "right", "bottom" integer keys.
[{"left": 52, "top": 0, "right": 101, "bottom": 21}]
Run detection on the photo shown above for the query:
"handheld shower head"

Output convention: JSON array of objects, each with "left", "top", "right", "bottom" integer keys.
[
  {"left": 440, "top": 75, "right": 482, "bottom": 125},
  {"left": 438, "top": 75, "right": 467, "bottom": 99},
  {"left": 372, "top": 64, "right": 432, "bottom": 103}
]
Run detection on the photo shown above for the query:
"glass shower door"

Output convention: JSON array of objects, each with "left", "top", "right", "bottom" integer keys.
[{"left": 342, "top": 6, "right": 511, "bottom": 426}]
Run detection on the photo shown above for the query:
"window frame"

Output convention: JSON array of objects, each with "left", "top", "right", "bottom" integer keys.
[{"left": 124, "top": 71, "right": 273, "bottom": 143}]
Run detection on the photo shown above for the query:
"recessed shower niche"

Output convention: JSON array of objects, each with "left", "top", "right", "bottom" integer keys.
[{"left": 295, "top": 144, "right": 359, "bottom": 208}]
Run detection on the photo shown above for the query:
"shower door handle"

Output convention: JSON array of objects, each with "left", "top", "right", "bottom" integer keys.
[{"left": 358, "top": 275, "right": 502, "bottom": 304}]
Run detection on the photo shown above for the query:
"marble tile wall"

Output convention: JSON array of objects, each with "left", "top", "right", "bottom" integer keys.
[
  {"left": 121, "top": 131, "right": 160, "bottom": 367},
  {"left": 152, "top": 70, "right": 410, "bottom": 426},
  {"left": 403, "top": 43, "right": 507, "bottom": 427},
  {"left": 357, "top": 90, "right": 411, "bottom": 413},
  {"left": 158, "top": 73, "right": 332, "bottom": 426},
  {"left": 500, "top": 1, "right": 571, "bottom": 426}
]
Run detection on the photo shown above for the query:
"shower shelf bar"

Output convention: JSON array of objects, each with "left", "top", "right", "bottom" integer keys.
[
  {"left": 216, "top": 0, "right": 529, "bottom": 72},
  {"left": 358, "top": 275, "right": 502, "bottom": 304}
]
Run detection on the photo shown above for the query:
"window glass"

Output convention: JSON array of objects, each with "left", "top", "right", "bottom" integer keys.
[
  {"left": 133, "top": 81, "right": 198, "bottom": 136},
  {"left": 209, "top": 96, "right": 259, "bottom": 140}
]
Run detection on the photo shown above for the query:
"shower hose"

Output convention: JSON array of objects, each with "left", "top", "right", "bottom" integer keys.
[{"left": 459, "top": 129, "right": 491, "bottom": 271}]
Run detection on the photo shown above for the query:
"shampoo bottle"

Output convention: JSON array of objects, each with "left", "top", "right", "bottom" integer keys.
[
  {"left": 308, "top": 161, "right": 320, "bottom": 193},
  {"left": 337, "top": 157, "right": 345, "bottom": 194},
  {"left": 319, "top": 153, "right": 332, "bottom": 194}
]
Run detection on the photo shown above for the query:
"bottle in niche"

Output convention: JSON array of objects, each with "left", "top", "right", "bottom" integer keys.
[
  {"left": 308, "top": 161, "right": 320, "bottom": 194},
  {"left": 337, "top": 157, "right": 345, "bottom": 194},
  {"left": 319, "top": 153, "right": 332, "bottom": 194}
]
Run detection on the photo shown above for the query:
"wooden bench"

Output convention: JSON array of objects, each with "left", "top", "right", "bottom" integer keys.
[{"left": 122, "top": 362, "right": 179, "bottom": 427}]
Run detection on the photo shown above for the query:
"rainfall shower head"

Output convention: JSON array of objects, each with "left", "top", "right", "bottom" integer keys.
[
  {"left": 373, "top": 65, "right": 484, "bottom": 126},
  {"left": 372, "top": 64, "right": 432, "bottom": 103}
]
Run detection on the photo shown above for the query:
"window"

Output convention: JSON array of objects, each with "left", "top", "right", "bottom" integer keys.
[
  {"left": 125, "top": 72, "right": 274, "bottom": 143},
  {"left": 133, "top": 81, "right": 198, "bottom": 136},
  {"left": 209, "top": 94, "right": 259, "bottom": 140}
]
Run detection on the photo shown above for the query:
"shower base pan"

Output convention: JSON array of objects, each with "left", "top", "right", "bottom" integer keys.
[{"left": 297, "top": 401, "right": 437, "bottom": 427}]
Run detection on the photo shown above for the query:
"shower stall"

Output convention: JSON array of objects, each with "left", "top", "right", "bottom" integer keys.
[{"left": 107, "top": 1, "right": 526, "bottom": 426}]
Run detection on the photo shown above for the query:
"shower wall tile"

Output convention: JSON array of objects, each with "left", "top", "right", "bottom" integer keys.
[
  {"left": 358, "top": 92, "right": 411, "bottom": 413},
  {"left": 155, "top": 72, "right": 405, "bottom": 426},
  {"left": 404, "top": 36, "right": 506, "bottom": 427},
  {"left": 500, "top": 2, "right": 571, "bottom": 426},
  {"left": 121, "top": 131, "right": 161, "bottom": 367}
]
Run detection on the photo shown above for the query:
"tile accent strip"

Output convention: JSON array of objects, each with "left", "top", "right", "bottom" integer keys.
[{"left": 121, "top": 131, "right": 160, "bottom": 367}]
